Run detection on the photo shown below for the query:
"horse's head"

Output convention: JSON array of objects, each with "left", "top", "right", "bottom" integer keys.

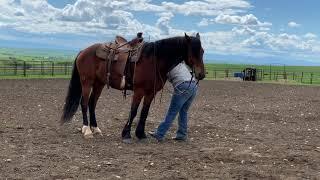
[{"left": 184, "top": 33, "right": 205, "bottom": 80}]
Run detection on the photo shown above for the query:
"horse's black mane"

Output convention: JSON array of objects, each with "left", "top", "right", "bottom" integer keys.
[
  {"left": 141, "top": 36, "right": 201, "bottom": 71},
  {"left": 143, "top": 36, "right": 199, "bottom": 57}
]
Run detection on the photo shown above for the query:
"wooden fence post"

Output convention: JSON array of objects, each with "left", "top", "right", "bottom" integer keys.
[
  {"left": 269, "top": 66, "right": 272, "bottom": 80},
  {"left": 284, "top": 72, "right": 287, "bottom": 80},
  {"left": 301, "top": 72, "right": 304, "bottom": 83},
  {"left": 214, "top": 70, "right": 217, "bottom": 79},
  {"left": 51, "top": 62, "right": 54, "bottom": 76},
  {"left": 41, "top": 61, "right": 44, "bottom": 75},
  {"left": 23, "top": 61, "right": 26, "bottom": 77},
  {"left": 225, "top": 69, "right": 229, "bottom": 78},
  {"left": 14, "top": 61, "right": 18, "bottom": 76},
  {"left": 310, "top": 73, "right": 313, "bottom": 84},
  {"left": 293, "top": 72, "right": 295, "bottom": 80},
  {"left": 273, "top": 72, "right": 275, "bottom": 80}
]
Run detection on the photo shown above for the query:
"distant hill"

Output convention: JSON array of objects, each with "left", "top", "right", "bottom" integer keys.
[
  {"left": 0, "top": 47, "right": 78, "bottom": 61},
  {"left": 204, "top": 54, "right": 320, "bottom": 66}
]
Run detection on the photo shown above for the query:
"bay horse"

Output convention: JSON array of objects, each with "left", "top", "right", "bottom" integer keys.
[{"left": 60, "top": 33, "right": 205, "bottom": 142}]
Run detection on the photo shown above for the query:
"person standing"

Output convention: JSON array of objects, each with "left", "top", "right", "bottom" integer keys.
[{"left": 149, "top": 62, "right": 198, "bottom": 142}]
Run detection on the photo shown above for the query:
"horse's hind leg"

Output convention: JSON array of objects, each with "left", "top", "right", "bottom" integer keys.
[
  {"left": 122, "top": 89, "right": 144, "bottom": 143},
  {"left": 81, "top": 83, "right": 94, "bottom": 139},
  {"left": 135, "top": 94, "right": 154, "bottom": 139},
  {"left": 89, "top": 82, "right": 104, "bottom": 136}
]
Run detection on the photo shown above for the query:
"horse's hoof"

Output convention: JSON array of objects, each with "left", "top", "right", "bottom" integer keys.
[
  {"left": 137, "top": 138, "right": 149, "bottom": 143},
  {"left": 84, "top": 133, "right": 94, "bottom": 139},
  {"left": 91, "top": 127, "right": 103, "bottom": 136},
  {"left": 136, "top": 132, "right": 147, "bottom": 140},
  {"left": 77, "top": 127, "right": 82, "bottom": 132},
  {"left": 81, "top": 126, "right": 89, "bottom": 134},
  {"left": 82, "top": 126, "right": 93, "bottom": 139},
  {"left": 122, "top": 138, "right": 132, "bottom": 144},
  {"left": 122, "top": 130, "right": 131, "bottom": 139}
]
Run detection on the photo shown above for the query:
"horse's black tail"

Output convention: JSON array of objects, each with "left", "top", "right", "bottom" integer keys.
[{"left": 60, "top": 53, "right": 82, "bottom": 124}]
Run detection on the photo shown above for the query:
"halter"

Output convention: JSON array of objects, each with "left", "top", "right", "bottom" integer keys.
[{"left": 184, "top": 38, "right": 200, "bottom": 93}]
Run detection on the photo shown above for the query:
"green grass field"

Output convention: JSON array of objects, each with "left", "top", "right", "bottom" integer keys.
[
  {"left": 0, "top": 74, "right": 70, "bottom": 79},
  {"left": 206, "top": 63, "right": 320, "bottom": 73},
  {"left": 1, "top": 47, "right": 320, "bottom": 85},
  {"left": 205, "top": 63, "right": 320, "bottom": 85},
  {"left": 0, "top": 47, "right": 75, "bottom": 61}
]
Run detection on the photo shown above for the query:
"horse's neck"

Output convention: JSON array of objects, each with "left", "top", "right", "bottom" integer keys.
[
  {"left": 158, "top": 57, "right": 183, "bottom": 77},
  {"left": 155, "top": 44, "right": 186, "bottom": 73}
]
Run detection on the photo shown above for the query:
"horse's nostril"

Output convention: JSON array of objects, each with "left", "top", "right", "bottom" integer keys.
[
  {"left": 197, "top": 73, "right": 205, "bottom": 80},
  {"left": 200, "top": 74, "right": 205, "bottom": 80}
]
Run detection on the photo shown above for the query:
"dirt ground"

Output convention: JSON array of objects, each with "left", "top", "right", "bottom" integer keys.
[{"left": 0, "top": 79, "right": 319, "bottom": 180}]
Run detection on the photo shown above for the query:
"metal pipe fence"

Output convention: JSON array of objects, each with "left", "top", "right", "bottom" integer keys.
[
  {"left": 205, "top": 68, "right": 320, "bottom": 84},
  {"left": 0, "top": 60, "right": 319, "bottom": 84},
  {"left": 0, "top": 60, "right": 73, "bottom": 77}
]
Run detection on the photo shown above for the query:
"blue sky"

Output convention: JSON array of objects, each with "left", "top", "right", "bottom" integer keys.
[{"left": 0, "top": 0, "right": 320, "bottom": 65}]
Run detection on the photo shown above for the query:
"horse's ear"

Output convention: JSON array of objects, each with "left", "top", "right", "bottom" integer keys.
[
  {"left": 185, "top": 33, "right": 191, "bottom": 42},
  {"left": 196, "top": 33, "right": 200, "bottom": 39}
]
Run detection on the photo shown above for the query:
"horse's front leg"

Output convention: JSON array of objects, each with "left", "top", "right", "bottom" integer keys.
[
  {"left": 135, "top": 94, "right": 154, "bottom": 139},
  {"left": 88, "top": 82, "right": 105, "bottom": 136},
  {"left": 121, "top": 90, "right": 143, "bottom": 143},
  {"left": 80, "top": 83, "right": 93, "bottom": 139}
]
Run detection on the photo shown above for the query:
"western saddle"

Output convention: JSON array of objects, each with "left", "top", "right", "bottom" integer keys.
[{"left": 96, "top": 32, "right": 144, "bottom": 91}]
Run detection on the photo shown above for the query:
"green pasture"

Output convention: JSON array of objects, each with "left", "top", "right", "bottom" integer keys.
[
  {"left": 1, "top": 47, "right": 320, "bottom": 84},
  {"left": 205, "top": 63, "right": 320, "bottom": 85},
  {"left": 0, "top": 75, "right": 70, "bottom": 79},
  {"left": 206, "top": 63, "right": 320, "bottom": 73},
  {"left": 0, "top": 47, "right": 75, "bottom": 61}
]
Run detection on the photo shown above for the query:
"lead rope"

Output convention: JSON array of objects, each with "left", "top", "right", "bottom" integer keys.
[{"left": 153, "top": 43, "right": 157, "bottom": 104}]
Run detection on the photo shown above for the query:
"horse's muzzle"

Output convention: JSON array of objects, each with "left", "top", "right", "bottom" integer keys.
[{"left": 196, "top": 73, "right": 205, "bottom": 80}]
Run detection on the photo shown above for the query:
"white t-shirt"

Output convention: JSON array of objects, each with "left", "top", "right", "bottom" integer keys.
[{"left": 167, "top": 63, "right": 193, "bottom": 87}]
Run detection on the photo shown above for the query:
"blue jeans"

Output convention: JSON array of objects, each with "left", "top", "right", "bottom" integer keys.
[{"left": 155, "top": 81, "right": 198, "bottom": 140}]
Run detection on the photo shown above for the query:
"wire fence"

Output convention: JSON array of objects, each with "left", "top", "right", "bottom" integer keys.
[{"left": 0, "top": 60, "right": 319, "bottom": 84}]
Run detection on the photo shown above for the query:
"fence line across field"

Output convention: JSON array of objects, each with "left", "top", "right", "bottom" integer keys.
[
  {"left": 0, "top": 60, "right": 73, "bottom": 77},
  {"left": 205, "top": 68, "right": 318, "bottom": 84},
  {"left": 0, "top": 60, "right": 318, "bottom": 84}
]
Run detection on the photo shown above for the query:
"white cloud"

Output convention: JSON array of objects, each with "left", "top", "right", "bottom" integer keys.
[
  {"left": 232, "top": 27, "right": 256, "bottom": 36},
  {"left": 199, "top": 26, "right": 320, "bottom": 60},
  {"left": 198, "top": 14, "right": 271, "bottom": 27},
  {"left": 198, "top": 18, "right": 217, "bottom": 27},
  {"left": 1, "top": 0, "right": 320, "bottom": 62},
  {"left": 162, "top": 0, "right": 251, "bottom": 16},
  {"left": 288, "top": 21, "right": 301, "bottom": 28},
  {"left": 156, "top": 12, "right": 174, "bottom": 35},
  {"left": 304, "top": 33, "right": 317, "bottom": 39},
  {"left": 0, "top": 0, "right": 255, "bottom": 38},
  {"left": 198, "top": 18, "right": 209, "bottom": 27},
  {"left": 215, "top": 14, "right": 272, "bottom": 26},
  {"left": 259, "top": 27, "right": 270, "bottom": 31}
]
